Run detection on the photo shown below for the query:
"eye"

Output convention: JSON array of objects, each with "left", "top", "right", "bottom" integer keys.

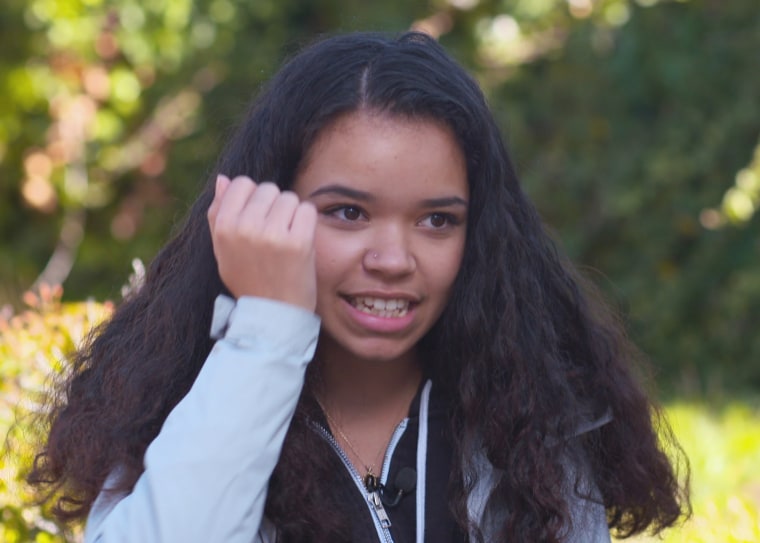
[
  {"left": 324, "top": 205, "right": 366, "bottom": 222},
  {"left": 419, "top": 212, "right": 459, "bottom": 229},
  {"left": 429, "top": 213, "right": 448, "bottom": 228},
  {"left": 341, "top": 206, "right": 362, "bottom": 221}
]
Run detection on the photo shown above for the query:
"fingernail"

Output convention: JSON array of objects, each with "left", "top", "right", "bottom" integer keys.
[{"left": 215, "top": 174, "right": 225, "bottom": 193}]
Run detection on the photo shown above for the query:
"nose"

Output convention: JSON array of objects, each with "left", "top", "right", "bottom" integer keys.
[{"left": 362, "top": 224, "right": 416, "bottom": 277}]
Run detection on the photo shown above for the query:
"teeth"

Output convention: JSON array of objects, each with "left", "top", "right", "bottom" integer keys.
[{"left": 350, "top": 296, "right": 410, "bottom": 317}]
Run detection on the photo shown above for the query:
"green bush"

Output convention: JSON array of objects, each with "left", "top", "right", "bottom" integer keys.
[
  {"left": 622, "top": 400, "right": 760, "bottom": 543},
  {"left": 1, "top": 285, "right": 111, "bottom": 542}
]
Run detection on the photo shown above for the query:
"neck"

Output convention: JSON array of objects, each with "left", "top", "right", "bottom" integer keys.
[
  {"left": 312, "top": 339, "right": 423, "bottom": 423},
  {"left": 311, "top": 338, "right": 424, "bottom": 482}
]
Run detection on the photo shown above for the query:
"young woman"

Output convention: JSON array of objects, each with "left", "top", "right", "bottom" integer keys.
[{"left": 30, "top": 32, "right": 688, "bottom": 542}]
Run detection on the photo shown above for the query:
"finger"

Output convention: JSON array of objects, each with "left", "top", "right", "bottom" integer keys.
[
  {"left": 213, "top": 176, "right": 258, "bottom": 233},
  {"left": 207, "top": 174, "right": 231, "bottom": 231},
  {"left": 290, "top": 201, "right": 318, "bottom": 240},
  {"left": 239, "top": 182, "right": 281, "bottom": 229},
  {"left": 216, "top": 173, "right": 231, "bottom": 199},
  {"left": 264, "top": 191, "right": 301, "bottom": 233}
]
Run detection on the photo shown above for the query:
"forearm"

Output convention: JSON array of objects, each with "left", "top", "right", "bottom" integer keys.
[{"left": 85, "top": 295, "right": 319, "bottom": 543}]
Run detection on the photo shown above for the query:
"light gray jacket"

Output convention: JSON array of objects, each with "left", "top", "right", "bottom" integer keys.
[{"left": 84, "top": 295, "right": 611, "bottom": 543}]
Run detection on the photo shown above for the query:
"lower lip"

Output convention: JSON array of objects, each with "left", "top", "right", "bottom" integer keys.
[{"left": 342, "top": 298, "right": 417, "bottom": 333}]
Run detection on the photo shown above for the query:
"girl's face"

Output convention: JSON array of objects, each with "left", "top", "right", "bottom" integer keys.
[{"left": 294, "top": 111, "right": 468, "bottom": 364}]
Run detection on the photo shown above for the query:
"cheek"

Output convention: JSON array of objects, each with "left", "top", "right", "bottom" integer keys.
[
  {"left": 438, "top": 263, "right": 463, "bottom": 298},
  {"left": 433, "top": 240, "right": 466, "bottom": 291},
  {"left": 417, "top": 251, "right": 464, "bottom": 314},
  {"left": 312, "top": 230, "right": 362, "bottom": 288}
]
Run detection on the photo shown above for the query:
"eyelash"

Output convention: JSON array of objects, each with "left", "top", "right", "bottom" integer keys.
[
  {"left": 323, "top": 205, "right": 461, "bottom": 229},
  {"left": 419, "top": 212, "right": 460, "bottom": 229},
  {"left": 324, "top": 205, "right": 366, "bottom": 222}
]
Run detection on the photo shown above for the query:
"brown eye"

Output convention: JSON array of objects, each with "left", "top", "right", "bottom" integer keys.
[
  {"left": 429, "top": 213, "right": 447, "bottom": 228},
  {"left": 325, "top": 205, "right": 365, "bottom": 222},
  {"left": 419, "top": 212, "right": 460, "bottom": 230},
  {"left": 342, "top": 206, "right": 361, "bottom": 220}
]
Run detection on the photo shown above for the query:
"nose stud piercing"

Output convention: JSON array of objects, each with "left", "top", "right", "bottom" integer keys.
[{"left": 372, "top": 252, "right": 379, "bottom": 259}]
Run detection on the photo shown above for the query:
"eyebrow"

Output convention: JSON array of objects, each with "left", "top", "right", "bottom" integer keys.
[
  {"left": 419, "top": 196, "right": 468, "bottom": 209},
  {"left": 308, "top": 184, "right": 468, "bottom": 208},
  {"left": 309, "top": 185, "right": 374, "bottom": 201}
]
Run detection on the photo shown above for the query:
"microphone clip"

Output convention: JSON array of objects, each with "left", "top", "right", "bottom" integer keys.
[{"left": 379, "top": 467, "right": 417, "bottom": 508}]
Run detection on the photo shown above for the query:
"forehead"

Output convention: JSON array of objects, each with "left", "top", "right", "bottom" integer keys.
[{"left": 294, "top": 111, "right": 468, "bottom": 203}]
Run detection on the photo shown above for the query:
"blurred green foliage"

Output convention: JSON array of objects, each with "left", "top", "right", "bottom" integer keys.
[
  {"left": 1, "top": 285, "right": 112, "bottom": 542},
  {"left": 0, "top": 1, "right": 758, "bottom": 386},
  {"left": 492, "top": 0, "right": 760, "bottom": 392},
  {"left": 623, "top": 401, "right": 760, "bottom": 543}
]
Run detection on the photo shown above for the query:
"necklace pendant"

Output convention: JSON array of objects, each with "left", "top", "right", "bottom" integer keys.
[{"left": 364, "top": 472, "right": 379, "bottom": 492}]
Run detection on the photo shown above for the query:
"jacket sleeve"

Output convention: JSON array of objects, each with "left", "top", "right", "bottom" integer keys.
[
  {"left": 467, "top": 414, "right": 613, "bottom": 543},
  {"left": 560, "top": 413, "right": 613, "bottom": 543},
  {"left": 84, "top": 295, "right": 320, "bottom": 543},
  {"left": 560, "top": 446, "right": 611, "bottom": 543}
]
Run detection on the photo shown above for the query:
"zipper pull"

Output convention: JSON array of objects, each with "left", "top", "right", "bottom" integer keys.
[{"left": 368, "top": 490, "right": 392, "bottom": 528}]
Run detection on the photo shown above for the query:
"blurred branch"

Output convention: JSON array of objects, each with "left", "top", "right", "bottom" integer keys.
[
  {"left": 32, "top": 207, "right": 86, "bottom": 290},
  {"left": 32, "top": 159, "right": 88, "bottom": 290},
  {"left": 105, "top": 88, "right": 202, "bottom": 176},
  {"left": 31, "top": 84, "right": 206, "bottom": 289}
]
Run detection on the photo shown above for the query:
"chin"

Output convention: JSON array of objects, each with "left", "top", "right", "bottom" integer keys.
[
  {"left": 326, "top": 335, "right": 419, "bottom": 365},
  {"left": 350, "top": 345, "right": 417, "bottom": 364}
]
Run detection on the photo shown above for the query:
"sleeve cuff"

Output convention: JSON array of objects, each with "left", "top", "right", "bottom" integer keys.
[{"left": 209, "top": 294, "right": 321, "bottom": 357}]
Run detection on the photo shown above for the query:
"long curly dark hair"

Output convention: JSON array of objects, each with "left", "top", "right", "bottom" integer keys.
[{"left": 29, "top": 32, "right": 688, "bottom": 541}]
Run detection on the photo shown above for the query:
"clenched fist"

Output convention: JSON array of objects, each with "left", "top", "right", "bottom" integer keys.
[{"left": 207, "top": 174, "right": 318, "bottom": 312}]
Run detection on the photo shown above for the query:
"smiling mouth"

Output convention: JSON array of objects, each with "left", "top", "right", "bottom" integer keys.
[{"left": 345, "top": 296, "right": 412, "bottom": 318}]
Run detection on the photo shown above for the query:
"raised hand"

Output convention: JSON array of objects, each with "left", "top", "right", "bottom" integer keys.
[{"left": 207, "top": 174, "right": 318, "bottom": 312}]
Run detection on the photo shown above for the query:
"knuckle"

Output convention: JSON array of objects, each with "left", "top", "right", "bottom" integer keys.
[
  {"left": 253, "top": 183, "right": 280, "bottom": 204},
  {"left": 291, "top": 234, "right": 313, "bottom": 253},
  {"left": 299, "top": 201, "right": 318, "bottom": 219},
  {"left": 214, "top": 214, "right": 234, "bottom": 236},
  {"left": 259, "top": 227, "right": 283, "bottom": 245},
  {"left": 212, "top": 219, "right": 231, "bottom": 238},
  {"left": 279, "top": 191, "right": 300, "bottom": 205},
  {"left": 257, "top": 181, "right": 280, "bottom": 194}
]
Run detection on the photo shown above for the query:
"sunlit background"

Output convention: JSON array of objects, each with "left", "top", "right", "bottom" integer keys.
[{"left": 1, "top": 0, "right": 759, "bottom": 541}]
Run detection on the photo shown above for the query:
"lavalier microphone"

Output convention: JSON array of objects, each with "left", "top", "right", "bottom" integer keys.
[{"left": 380, "top": 467, "right": 417, "bottom": 508}]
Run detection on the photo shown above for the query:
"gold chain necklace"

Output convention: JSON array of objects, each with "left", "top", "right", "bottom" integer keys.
[{"left": 315, "top": 396, "right": 403, "bottom": 491}]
